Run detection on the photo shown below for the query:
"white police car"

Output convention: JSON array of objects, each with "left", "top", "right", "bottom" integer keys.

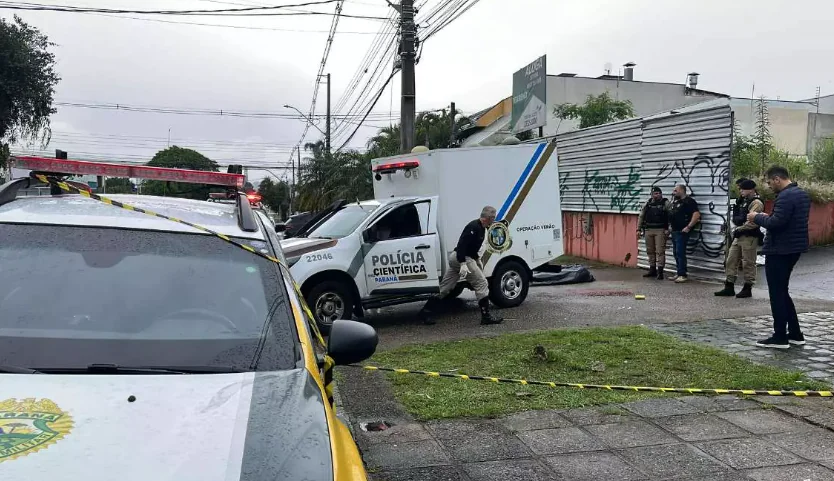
[{"left": 0, "top": 156, "right": 376, "bottom": 480}]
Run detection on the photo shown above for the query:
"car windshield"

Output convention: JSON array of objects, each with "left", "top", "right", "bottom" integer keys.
[
  {"left": 0, "top": 224, "right": 298, "bottom": 372},
  {"left": 306, "top": 204, "right": 377, "bottom": 239}
]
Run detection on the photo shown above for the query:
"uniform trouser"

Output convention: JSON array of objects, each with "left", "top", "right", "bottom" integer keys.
[
  {"left": 438, "top": 253, "right": 489, "bottom": 301},
  {"left": 725, "top": 236, "right": 758, "bottom": 284},
  {"left": 644, "top": 228, "right": 666, "bottom": 268}
]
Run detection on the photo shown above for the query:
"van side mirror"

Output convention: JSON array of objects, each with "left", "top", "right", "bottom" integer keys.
[{"left": 326, "top": 320, "right": 378, "bottom": 366}]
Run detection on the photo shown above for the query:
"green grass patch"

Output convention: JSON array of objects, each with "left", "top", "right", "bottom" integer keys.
[{"left": 366, "top": 326, "right": 829, "bottom": 420}]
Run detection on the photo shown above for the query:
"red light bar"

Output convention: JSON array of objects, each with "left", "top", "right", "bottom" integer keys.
[
  {"left": 11, "top": 156, "right": 245, "bottom": 189},
  {"left": 372, "top": 160, "right": 420, "bottom": 173},
  {"left": 246, "top": 193, "right": 262, "bottom": 203}
]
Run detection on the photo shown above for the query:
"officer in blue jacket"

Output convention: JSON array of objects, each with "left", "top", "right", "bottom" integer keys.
[{"left": 748, "top": 166, "right": 811, "bottom": 349}]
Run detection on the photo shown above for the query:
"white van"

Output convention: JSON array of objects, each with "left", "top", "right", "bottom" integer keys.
[{"left": 282, "top": 141, "right": 563, "bottom": 330}]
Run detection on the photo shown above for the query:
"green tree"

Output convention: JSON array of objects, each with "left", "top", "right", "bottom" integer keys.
[
  {"left": 365, "top": 110, "right": 471, "bottom": 157},
  {"left": 0, "top": 15, "right": 60, "bottom": 169},
  {"left": 141, "top": 146, "right": 219, "bottom": 200},
  {"left": 104, "top": 177, "right": 134, "bottom": 194},
  {"left": 553, "top": 91, "right": 635, "bottom": 129},
  {"left": 257, "top": 177, "right": 290, "bottom": 217},
  {"left": 810, "top": 138, "right": 834, "bottom": 182},
  {"left": 753, "top": 96, "right": 772, "bottom": 176}
]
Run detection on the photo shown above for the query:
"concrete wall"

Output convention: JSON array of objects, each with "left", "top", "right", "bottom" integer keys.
[
  {"left": 543, "top": 76, "right": 722, "bottom": 138},
  {"left": 730, "top": 98, "right": 814, "bottom": 156},
  {"left": 808, "top": 113, "right": 834, "bottom": 155},
  {"left": 563, "top": 211, "right": 639, "bottom": 267}
]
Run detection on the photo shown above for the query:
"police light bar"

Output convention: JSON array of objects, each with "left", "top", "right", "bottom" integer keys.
[
  {"left": 11, "top": 156, "right": 245, "bottom": 189},
  {"left": 372, "top": 160, "right": 420, "bottom": 173}
]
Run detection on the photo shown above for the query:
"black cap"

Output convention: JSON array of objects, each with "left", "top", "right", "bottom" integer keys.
[
  {"left": 735, "top": 177, "right": 749, "bottom": 186},
  {"left": 739, "top": 179, "right": 756, "bottom": 190},
  {"left": 651, "top": 186, "right": 662, "bottom": 193}
]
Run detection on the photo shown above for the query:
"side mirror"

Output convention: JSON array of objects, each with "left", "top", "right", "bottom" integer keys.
[
  {"left": 326, "top": 320, "right": 378, "bottom": 366},
  {"left": 275, "top": 223, "right": 286, "bottom": 233},
  {"left": 362, "top": 229, "right": 376, "bottom": 244}
]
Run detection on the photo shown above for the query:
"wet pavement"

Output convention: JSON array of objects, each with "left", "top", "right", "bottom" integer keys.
[
  {"left": 362, "top": 246, "right": 834, "bottom": 351},
  {"left": 653, "top": 311, "right": 834, "bottom": 386}
]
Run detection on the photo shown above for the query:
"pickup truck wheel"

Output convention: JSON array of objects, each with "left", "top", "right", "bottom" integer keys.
[
  {"left": 306, "top": 281, "right": 354, "bottom": 332},
  {"left": 489, "top": 261, "right": 529, "bottom": 308}
]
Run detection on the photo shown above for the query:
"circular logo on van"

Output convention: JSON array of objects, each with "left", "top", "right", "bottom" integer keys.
[
  {"left": 486, "top": 220, "right": 512, "bottom": 254},
  {"left": 0, "top": 398, "right": 73, "bottom": 463}
]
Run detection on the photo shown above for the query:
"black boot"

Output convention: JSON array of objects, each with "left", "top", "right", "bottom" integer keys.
[
  {"left": 478, "top": 298, "right": 503, "bottom": 325},
  {"left": 736, "top": 283, "right": 753, "bottom": 298},
  {"left": 714, "top": 281, "right": 735, "bottom": 297},
  {"left": 418, "top": 298, "right": 440, "bottom": 325},
  {"left": 656, "top": 267, "right": 665, "bottom": 280},
  {"left": 643, "top": 265, "right": 657, "bottom": 278}
]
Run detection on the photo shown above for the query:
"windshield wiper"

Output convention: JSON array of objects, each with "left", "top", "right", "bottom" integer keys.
[
  {"left": 0, "top": 365, "right": 42, "bottom": 374},
  {"left": 36, "top": 364, "right": 243, "bottom": 375}
]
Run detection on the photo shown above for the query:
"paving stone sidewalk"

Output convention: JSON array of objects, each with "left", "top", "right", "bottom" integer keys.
[
  {"left": 357, "top": 396, "right": 834, "bottom": 481},
  {"left": 653, "top": 311, "right": 834, "bottom": 386}
]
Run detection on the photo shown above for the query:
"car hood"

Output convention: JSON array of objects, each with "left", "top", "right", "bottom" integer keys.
[
  {"left": 0, "top": 369, "right": 333, "bottom": 481},
  {"left": 280, "top": 237, "right": 338, "bottom": 259}
]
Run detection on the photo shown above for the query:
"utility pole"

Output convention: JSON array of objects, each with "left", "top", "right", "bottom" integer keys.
[
  {"left": 398, "top": 0, "right": 417, "bottom": 154},
  {"left": 326, "top": 73, "right": 332, "bottom": 158},
  {"left": 449, "top": 102, "right": 456, "bottom": 147}
]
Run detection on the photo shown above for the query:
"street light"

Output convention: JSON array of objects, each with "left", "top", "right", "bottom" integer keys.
[{"left": 283, "top": 105, "right": 326, "bottom": 136}]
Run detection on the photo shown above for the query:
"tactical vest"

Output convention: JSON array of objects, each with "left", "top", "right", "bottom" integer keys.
[
  {"left": 733, "top": 195, "right": 764, "bottom": 237},
  {"left": 642, "top": 198, "right": 669, "bottom": 229}
]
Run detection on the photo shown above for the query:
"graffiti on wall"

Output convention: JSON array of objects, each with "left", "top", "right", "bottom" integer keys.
[
  {"left": 648, "top": 151, "right": 731, "bottom": 259},
  {"left": 581, "top": 166, "right": 642, "bottom": 213}
]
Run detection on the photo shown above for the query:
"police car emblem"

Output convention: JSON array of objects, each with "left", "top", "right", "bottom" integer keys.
[
  {"left": 0, "top": 398, "right": 73, "bottom": 463},
  {"left": 486, "top": 220, "right": 512, "bottom": 254}
]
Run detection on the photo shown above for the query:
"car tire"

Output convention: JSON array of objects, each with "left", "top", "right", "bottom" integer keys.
[
  {"left": 489, "top": 260, "right": 529, "bottom": 308},
  {"left": 305, "top": 281, "right": 354, "bottom": 334}
]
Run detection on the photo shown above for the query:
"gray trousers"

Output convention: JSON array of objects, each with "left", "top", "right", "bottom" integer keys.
[{"left": 439, "top": 253, "right": 490, "bottom": 301}]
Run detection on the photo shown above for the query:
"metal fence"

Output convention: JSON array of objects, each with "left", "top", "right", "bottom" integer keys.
[{"left": 554, "top": 100, "right": 734, "bottom": 280}]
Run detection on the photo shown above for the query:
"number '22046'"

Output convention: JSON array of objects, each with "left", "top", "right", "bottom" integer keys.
[{"left": 306, "top": 253, "right": 334, "bottom": 262}]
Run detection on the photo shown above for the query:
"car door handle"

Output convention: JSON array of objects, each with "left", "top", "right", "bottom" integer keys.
[{"left": 415, "top": 244, "right": 431, "bottom": 249}]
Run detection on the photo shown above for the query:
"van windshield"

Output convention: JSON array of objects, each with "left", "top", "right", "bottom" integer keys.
[{"left": 307, "top": 204, "right": 377, "bottom": 239}]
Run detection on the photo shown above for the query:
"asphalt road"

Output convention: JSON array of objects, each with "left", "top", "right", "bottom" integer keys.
[{"left": 360, "top": 246, "right": 834, "bottom": 351}]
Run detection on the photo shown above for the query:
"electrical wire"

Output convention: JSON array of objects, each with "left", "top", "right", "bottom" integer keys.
[
  {"left": 335, "top": 69, "right": 397, "bottom": 151},
  {"left": 53, "top": 101, "right": 401, "bottom": 119}
]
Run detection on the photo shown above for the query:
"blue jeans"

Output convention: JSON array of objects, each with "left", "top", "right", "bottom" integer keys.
[{"left": 671, "top": 231, "right": 691, "bottom": 276}]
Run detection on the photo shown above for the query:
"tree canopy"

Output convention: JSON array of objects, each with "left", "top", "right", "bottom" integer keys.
[
  {"left": 257, "top": 177, "right": 291, "bottom": 217},
  {"left": 0, "top": 15, "right": 60, "bottom": 169},
  {"left": 553, "top": 91, "right": 635, "bottom": 129},
  {"left": 141, "top": 146, "right": 219, "bottom": 199}
]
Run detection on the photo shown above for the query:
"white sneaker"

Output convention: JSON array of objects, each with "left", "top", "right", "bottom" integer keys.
[{"left": 674, "top": 276, "right": 689, "bottom": 283}]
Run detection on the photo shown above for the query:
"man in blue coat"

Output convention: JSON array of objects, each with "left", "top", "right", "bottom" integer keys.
[{"left": 748, "top": 166, "right": 811, "bottom": 349}]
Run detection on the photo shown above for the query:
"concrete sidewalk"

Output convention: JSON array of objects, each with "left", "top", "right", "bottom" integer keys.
[{"left": 356, "top": 396, "right": 834, "bottom": 481}]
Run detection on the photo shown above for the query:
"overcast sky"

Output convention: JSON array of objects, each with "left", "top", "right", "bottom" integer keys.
[{"left": 5, "top": 0, "right": 834, "bottom": 186}]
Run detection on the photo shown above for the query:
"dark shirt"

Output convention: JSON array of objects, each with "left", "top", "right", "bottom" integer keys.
[
  {"left": 455, "top": 219, "right": 485, "bottom": 262},
  {"left": 669, "top": 196, "right": 700, "bottom": 231},
  {"left": 754, "top": 183, "right": 811, "bottom": 255}
]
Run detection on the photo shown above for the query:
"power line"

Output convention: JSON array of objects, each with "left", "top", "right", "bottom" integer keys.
[
  {"left": 335, "top": 70, "right": 397, "bottom": 151},
  {"left": 53, "top": 101, "right": 402, "bottom": 119}
]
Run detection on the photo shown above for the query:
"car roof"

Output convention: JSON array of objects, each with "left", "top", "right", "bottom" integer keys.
[{"left": 0, "top": 194, "right": 267, "bottom": 240}]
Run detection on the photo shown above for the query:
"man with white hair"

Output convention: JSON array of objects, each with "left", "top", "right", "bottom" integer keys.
[{"left": 418, "top": 205, "right": 503, "bottom": 325}]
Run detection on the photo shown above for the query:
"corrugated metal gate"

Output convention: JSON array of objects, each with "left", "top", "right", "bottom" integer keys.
[{"left": 554, "top": 100, "right": 733, "bottom": 281}]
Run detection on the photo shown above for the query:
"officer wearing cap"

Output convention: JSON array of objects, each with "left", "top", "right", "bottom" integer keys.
[
  {"left": 715, "top": 179, "right": 764, "bottom": 298},
  {"left": 637, "top": 186, "right": 671, "bottom": 279},
  {"left": 418, "top": 205, "right": 503, "bottom": 326}
]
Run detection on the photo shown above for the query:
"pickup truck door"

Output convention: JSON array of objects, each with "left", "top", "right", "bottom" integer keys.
[{"left": 361, "top": 197, "right": 440, "bottom": 297}]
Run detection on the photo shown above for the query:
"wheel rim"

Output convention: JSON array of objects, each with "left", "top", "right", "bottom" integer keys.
[
  {"left": 500, "top": 270, "right": 523, "bottom": 300},
  {"left": 315, "top": 292, "right": 345, "bottom": 324}
]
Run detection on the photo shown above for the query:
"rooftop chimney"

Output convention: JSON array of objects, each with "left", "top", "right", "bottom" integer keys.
[
  {"left": 623, "top": 62, "right": 636, "bottom": 81},
  {"left": 687, "top": 72, "right": 700, "bottom": 89}
]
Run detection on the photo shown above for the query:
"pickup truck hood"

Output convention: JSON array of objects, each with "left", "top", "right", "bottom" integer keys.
[
  {"left": 0, "top": 369, "right": 333, "bottom": 481},
  {"left": 280, "top": 237, "right": 338, "bottom": 259}
]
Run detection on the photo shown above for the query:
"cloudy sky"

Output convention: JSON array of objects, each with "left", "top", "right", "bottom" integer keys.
[{"left": 4, "top": 0, "right": 833, "bottom": 186}]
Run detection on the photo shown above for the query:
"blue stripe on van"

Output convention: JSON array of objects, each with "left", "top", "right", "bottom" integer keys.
[{"left": 496, "top": 142, "right": 546, "bottom": 220}]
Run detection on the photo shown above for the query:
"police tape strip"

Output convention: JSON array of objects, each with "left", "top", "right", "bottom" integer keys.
[
  {"left": 350, "top": 365, "right": 834, "bottom": 397},
  {"left": 35, "top": 174, "right": 285, "bottom": 266}
]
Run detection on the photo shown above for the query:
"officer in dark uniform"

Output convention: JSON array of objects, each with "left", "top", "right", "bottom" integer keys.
[
  {"left": 418, "top": 206, "right": 503, "bottom": 326},
  {"left": 716, "top": 180, "right": 764, "bottom": 298},
  {"left": 637, "top": 186, "right": 671, "bottom": 279}
]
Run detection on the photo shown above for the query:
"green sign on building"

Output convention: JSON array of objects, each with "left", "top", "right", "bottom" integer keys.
[{"left": 511, "top": 55, "right": 547, "bottom": 134}]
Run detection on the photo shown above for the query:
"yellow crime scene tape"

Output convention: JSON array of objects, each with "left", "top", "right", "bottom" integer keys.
[
  {"left": 36, "top": 175, "right": 834, "bottom": 399},
  {"left": 351, "top": 365, "right": 834, "bottom": 397}
]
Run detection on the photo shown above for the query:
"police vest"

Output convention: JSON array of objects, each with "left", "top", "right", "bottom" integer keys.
[
  {"left": 642, "top": 198, "right": 669, "bottom": 229},
  {"left": 733, "top": 196, "right": 764, "bottom": 237}
]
